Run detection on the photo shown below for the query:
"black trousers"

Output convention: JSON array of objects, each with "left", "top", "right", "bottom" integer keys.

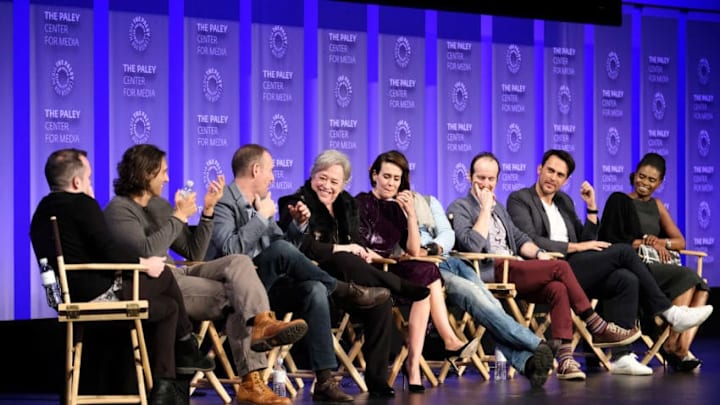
[{"left": 567, "top": 243, "right": 673, "bottom": 335}]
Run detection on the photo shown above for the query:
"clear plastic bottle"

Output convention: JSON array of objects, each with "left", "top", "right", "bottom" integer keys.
[
  {"left": 179, "top": 180, "right": 194, "bottom": 198},
  {"left": 39, "top": 258, "right": 62, "bottom": 310},
  {"left": 272, "top": 357, "right": 287, "bottom": 397},
  {"left": 494, "top": 348, "right": 507, "bottom": 381}
]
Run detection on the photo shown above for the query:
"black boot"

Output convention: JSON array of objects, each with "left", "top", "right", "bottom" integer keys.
[
  {"left": 149, "top": 378, "right": 176, "bottom": 405},
  {"left": 175, "top": 337, "right": 215, "bottom": 374}
]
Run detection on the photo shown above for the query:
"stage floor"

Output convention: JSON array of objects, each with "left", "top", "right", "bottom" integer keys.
[{"left": 3, "top": 337, "right": 719, "bottom": 405}]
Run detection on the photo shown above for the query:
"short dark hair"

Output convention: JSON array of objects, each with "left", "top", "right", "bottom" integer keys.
[
  {"left": 469, "top": 152, "right": 501, "bottom": 177},
  {"left": 231, "top": 144, "right": 269, "bottom": 177},
  {"left": 44, "top": 148, "right": 88, "bottom": 192},
  {"left": 369, "top": 150, "right": 410, "bottom": 192},
  {"left": 113, "top": 144, "right": 166, "bottom": 197},
  {"left": 629, "top": 152, "right": 666, "bottom": 185},
  {"left": 541, "top": 149, "right": 576, "bottom": 176}
]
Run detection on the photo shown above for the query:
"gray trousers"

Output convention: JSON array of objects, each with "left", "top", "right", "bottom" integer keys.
[{"left": 171, "top": 254, "right": 269, "bottom": 376}]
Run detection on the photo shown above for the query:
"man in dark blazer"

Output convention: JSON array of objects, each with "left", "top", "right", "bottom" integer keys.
[{"left": 507, "top": 149, "right": 673, "bottom": 376}]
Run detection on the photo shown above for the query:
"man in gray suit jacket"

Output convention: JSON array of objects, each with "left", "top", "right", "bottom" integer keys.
[
  {"left": 207, "top": 144, "right": 390, "bottom": 403},
  {"left": 506, "top": 149, "right": 709, "bottom": 377}
]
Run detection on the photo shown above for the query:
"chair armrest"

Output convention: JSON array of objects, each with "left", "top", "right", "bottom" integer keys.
[
  {"left": 64, "top": 263, "right": 149, "bottom": 272},
  {"left": 450, "top": 251, "right": 517, "bottom": 261},
  {"left": 396, "top": 255, "right": 445, "bottom": 264},
  {"left": 371, "top": 257, "right": 397, "bottom": 265},
  {"left": 547, "top": 252, "right": 565, "bottom": 259},
  {"left": 678, "top": 250, "right": 707, "bottom": 258}
]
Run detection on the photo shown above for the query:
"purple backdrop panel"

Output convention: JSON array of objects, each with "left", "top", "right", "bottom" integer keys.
[
  {"left": 0, "top": 0, "right": 13, "bottom": 321},
  {"left": 183, "top": 0, "right": 239, "bottom": 223},
  {"left": 251, "top": 2, "right": 304, "bottom": 197},
  {"left": 30, "top": 0, "right": 94, "bottom": 319},
  {"left": 641, "top": 16, "right": 678, "bottom": 217},
  {"left": 109, "top": 3, "right": 169, "bottom": 198},
  {"left": 318, "top": 6, "right": 369, "bottom": 195},
  {"left": 594, "top": 18, "right": 633, "bottom": 213},
  {"left": 437, "top": 12, "right": 482, "bottom": 206},
  {"left": 544, "top": 22, "right": 585, "bottom": 211},
  {"left": 686, "top": 20, "right": 720, "bottom": 285},
  {"left": 492, "top": 18, "right": 535, "bottom": 205},
  {"left": 378, "top": 7, "right": 426, "bottom": 192}
]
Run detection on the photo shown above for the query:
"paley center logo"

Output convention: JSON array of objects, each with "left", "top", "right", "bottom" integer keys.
[
  {"left": 606, "top": 51, "right": 620, "bottom": 80},
  {"left": 270, "top": 25, "right": 288, "bottom": 59},
  {"left": 606, "top": 126, "right": 621, "bottom": 156},
  {"left": 451, "top": 81, "right": 468, "bottom": 112},
  {"left": 652, "top": 92, "right": 666, "bottom": 121},
  {"left": 203, "top": 68, "right": 223, "bottom": 103},
  {"left": 697, "top": 57, "right": 710, "bottom": 86},
  {"left": 52, "top": 59, "right": 75, "bottom": 97},
  {"left": 506, "top": 44, "right": 522, "bottom": 74},
  {"left": 394, "top": 119, "right": 411, "bottom": 151},
  {"left": 203, "top": 158, "right": 225, "bottom": 190},
  {"left": 557, "top": 84, "right": 571, "bottom": 115},
  {"left": 130, "top": 110, "right": 151, "bottom": 144},
  {"left": 269, "top": 113, "right": 288, "bottom": 147},
  {"left": 506, "top": 122, "right": 522, "bottom": 152},
  {"left": 129, "top": 16, "right": 151, "bottom": 52},
  {"left": 453, "top": 162, "right": 469, "bottom": 194},
  {"left": 335, "top": 75, "right": 352, "bottom": 108},
  {"left": 698, "top": 201, "right": 711, "bottom": 230},
  {"left": 394, "top": 36, "right": 411, "bottom": 69},
  {"left": 698, "top": 129, "right": 710, "bottom": 158}
]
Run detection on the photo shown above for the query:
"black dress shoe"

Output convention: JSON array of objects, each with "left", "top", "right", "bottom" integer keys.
[
  {"left": 336, "top": 282, "right": 391, "bottom": 309},
  {"left": 175, "top": 336, "right": 215, "bottom": 374},
  {"left": 149, "top": 378, "right": 176, "bottom": 405},
  {"left": 313, "top": 378, "right": 354, "bottom": 402},
  {"left": 368, "top": 384, "right": 395, "bottom": 398}
]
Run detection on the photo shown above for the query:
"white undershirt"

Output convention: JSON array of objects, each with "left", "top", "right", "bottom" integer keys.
[{"left": 540, "top": 200, "right": 569, "bottom": 242}]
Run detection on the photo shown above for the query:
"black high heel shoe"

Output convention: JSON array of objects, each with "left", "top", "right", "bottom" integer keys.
[
  {"left": 401, "top": 363, "right": 425, "bottom": 393},
  {"left": 444, "top": 338, "right": 480, "bottom": 363}
]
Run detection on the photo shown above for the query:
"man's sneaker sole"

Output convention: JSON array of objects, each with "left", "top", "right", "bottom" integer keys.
[
  {"left": 593, "top": 327, "right": 642, "bottom": 348},
  {"left": 529, "top": 343, "right": 554, "bottom": 389},
  {"left": 250, "top": 322, "right": 309, "bottom": 352},
  {"left": 557, "top": 369, "right": 587, "bottom": 380}
]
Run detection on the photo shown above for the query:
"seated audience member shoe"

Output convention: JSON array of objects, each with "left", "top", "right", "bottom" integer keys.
[
  {"left": 557, "top": 358, "right": 587, "bottom": 381},
  {"left": 524, "top": 342, "right": 554, "bottom": 389},
  {"left": 610, "top": 353, "right": 653, "bottom": 376},
  {"left": 175, "top": 336, "right": 215, "bottom": 374},
  {"left": 149, "top": 378, "right": 176, "bottom": 405},
  {"left": 367, "top": 381, "right": 396, "bottom": 398},
  {"left": 663, "top": 305, "right": 714, "bottom": 333},
  {"left": 662, "top": 349, "right": 703, "bottom": 372},
  {"left": 333, "top": 281, "right": 391, "bottom": 309},
  {"left": 444, "top": 337, "right": 481, "bottom": 363},
  {"left": 312, "top": 378, "right": 354, "bottom": 402},
  {"left": 236, "top": 370, "right": 291, "bottom": 405},
  {"left": 250, "top": 310, "right": 309, "bottom": 352},
  {"left": 591, "top": 322, "right": 642, "bottom": 348}
]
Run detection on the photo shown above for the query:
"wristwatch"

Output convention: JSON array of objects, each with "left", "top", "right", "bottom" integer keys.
[
  {"left": 535, "top": 248, "right": 547, "bottom": 259},
  {"left": 665, "top": 239, "right": 672, "bottom": 249}
]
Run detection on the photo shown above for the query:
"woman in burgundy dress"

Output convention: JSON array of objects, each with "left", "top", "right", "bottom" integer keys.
[{"left": 356, "top": 150, "right": 478, "bottom": 392}]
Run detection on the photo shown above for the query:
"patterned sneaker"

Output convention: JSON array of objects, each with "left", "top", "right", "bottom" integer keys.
[
  {"left": 557, "top": 358, "right": 586, "bottom": 381},
  {"left": 592, "top": 322, "right": 641, "bottom": 348}
]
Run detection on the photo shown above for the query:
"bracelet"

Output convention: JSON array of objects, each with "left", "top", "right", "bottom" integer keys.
[
  {"left": 587, "top": 209, "right": 598, "bottom": 214},
  {"left": 666, "top": 239, "right": 672, "bottom": 249},
  {"left": 201, "top": 212, "right": 214, "bottom": 220}
]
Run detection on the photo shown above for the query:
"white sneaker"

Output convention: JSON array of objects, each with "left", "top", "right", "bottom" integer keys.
[
  {"left": 610, "top": 353, "right": 653, "bottom": 376},
  {"left": 664, "top": 305, "right": 714, "bottom": 333}
]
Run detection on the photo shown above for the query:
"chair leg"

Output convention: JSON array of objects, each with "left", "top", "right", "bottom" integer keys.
[
  {"left": 134, "top": 319, "right": 153, "bottom": 391},
  {"left": 641, "top": 326, "right": 671, "bottom": 366},
  {"left": 130, "top": 328, "right": 148, "bottom": 405}
]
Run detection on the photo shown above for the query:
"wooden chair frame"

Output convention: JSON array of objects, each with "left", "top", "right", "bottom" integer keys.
[
  {"left": 51, "top": 216, "right": 152, "bottom": 405},
  {"left": 640, "top": 249, "right": 707, "bottom": 366}
]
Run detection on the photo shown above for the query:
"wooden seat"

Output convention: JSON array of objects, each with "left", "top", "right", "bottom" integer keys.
[
  {"left": 51, "top": 216, "right": 152, "bottom": 405},
  {"left": 640, "top": 250, "right": 707, "bottom": 366}
]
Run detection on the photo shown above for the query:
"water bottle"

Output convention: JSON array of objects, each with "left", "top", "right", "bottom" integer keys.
[
  {"left": 272, "top": 358, "right": 287, "bottom": 397},
  {"left": 494, "top": 348, "right": 507, "bottom": 381},
  {"left": 179, "top": 180, "right": 194, "bottom": 198},
  {"left": 39, "top": 258, "right": 62, "bottom": 310}
]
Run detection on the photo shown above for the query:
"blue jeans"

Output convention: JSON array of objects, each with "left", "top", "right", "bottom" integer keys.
[{"left": 440, "top": 256, "right": 541, "bottom": 374}]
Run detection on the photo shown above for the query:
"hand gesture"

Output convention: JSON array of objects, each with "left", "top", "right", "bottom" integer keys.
[
  {"left": 395, "top": 190, "right": 416, "bottom": 218},
  {"left": 174, "top": 190, "right": 198, "bottom": 222},
  {"left": 473, "top": 182, "right": 495, "bottom": 209},
  {"left": 254, "top": 192, "right": 277, "bottom": 219},
  {"left": 288, "top": 200, "right": 311, "bottom": 226},
  {"left": 580, "top": 181, "right": 596, "bottom": 208},
  {"left": 140, "top": 256, "right": 167, "bottom": 278},
  {"left": 202, "top": 174, "right": 226, "bottom": 214}
]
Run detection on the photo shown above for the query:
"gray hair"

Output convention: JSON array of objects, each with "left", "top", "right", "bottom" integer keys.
[{"left": 310, "top": 150, "right": 351, "bottom": 183}]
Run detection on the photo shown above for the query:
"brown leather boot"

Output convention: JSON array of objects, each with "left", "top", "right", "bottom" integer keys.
[
  {"left": 251, "top": 311, "right": 308, "bottom": 352},
  {"left": 235, "top": 371, "right": 291, "bottom": 405}
]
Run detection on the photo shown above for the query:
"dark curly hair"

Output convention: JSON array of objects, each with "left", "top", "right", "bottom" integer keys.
[
  {"left": 113, "top": 144, "right": 166, "bottom": 197},
  {"left": 629, "top": 152, "right": 666, "bottom": 186}
]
